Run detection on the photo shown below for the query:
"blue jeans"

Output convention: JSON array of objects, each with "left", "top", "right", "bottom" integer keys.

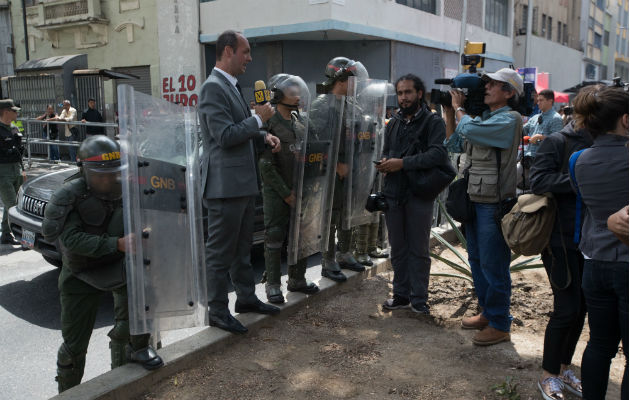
[
  {"left": 466, "top": 202, "right": 512, "bottom": 332},
  {"left": 49, "top": 144, "right": 60, "bottom": 160},
  {"left": 581, "top": 259, "right": 628, "bottom": 400}
]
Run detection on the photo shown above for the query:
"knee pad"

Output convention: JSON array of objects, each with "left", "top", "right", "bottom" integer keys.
[
  {"left": 56, "top": 343, "right": 85, "bottom": 393},
  {"left": 265, "top": 226, "right": 285, "bottom": 248}
]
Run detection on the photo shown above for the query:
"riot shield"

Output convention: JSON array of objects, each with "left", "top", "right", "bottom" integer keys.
[
  {"left": 341, "top": 77, "right": 388, "bottom": 230},
  {"left": 118, "top": 84, "right": 207, "bottom": 335},
  {"left": 287, "top": 93, "right": 345, "bottom": 266}
]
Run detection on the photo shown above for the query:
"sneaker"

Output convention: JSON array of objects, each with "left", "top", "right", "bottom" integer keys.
[
  {"left": 410, "top": 303, "right": 430, "bottom": 315},
  {"left": 538, "top": 377, "right": 565, "bottom": 400},
  {"left": 382, "top": 295, "right": 410, "bottom": 310},
  {"left": 472, "top": 326, "right": 510, "bottom": 346},
  {"left": 560, "top": 369, "right": 582, "bottom": 397}
]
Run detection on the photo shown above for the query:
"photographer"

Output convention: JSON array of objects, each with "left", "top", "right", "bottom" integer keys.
[
  {"left": 375, "top": 74, "right": 447, "bottom": 315},
  {"left": 444, "top": 68, "right": 523, "bottom": 346}
]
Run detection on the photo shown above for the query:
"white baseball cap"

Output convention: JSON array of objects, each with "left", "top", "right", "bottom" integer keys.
[{"left": 482, "top": 68, "right": 524, "bottom": 96}]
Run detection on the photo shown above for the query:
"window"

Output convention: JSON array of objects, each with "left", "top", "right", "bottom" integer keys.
[
  {"left": 521, "top": 5, "right": 528, "bottom": 31},
  {"left": 604, "top": 30, "right": 609, "bottom": 46},
  {"left": 585, "top": 63, "right": 597, "bottom": 80},
  {"left": 532, "top": 8, "right": 539, "bottom": 34},
  {"left": 557, "top": 21, "right": 562, "bottom": 42},
  {"left": 588, "top": 17, "right": 594, "bottom": 29},
  {"left": 563, "top": 23, "right": 568, "bottom": 44},
  {"left": 547, "top": 16, "right": 552, "bottom": 39},
  {"left": 395, "top": 0, "right": 438, "bottom": 15},
  {"left": 596, "top": 0, "right": 604, "bottom": 10},
  {"left": 594, "top": 32, "right": 602, "bottom": 48},
  {"left": 542, "top": 13, "right": 547, "bottom": 37},
  {"left": 485, "top": 0, "right": 508, "bottom": 35}
]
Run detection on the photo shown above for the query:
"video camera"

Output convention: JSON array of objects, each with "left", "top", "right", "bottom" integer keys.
[{"left": 430, "top": 54, "right": 488, "bottom": 116}]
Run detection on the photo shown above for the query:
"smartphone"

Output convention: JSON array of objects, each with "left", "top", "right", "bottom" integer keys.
[{"left": 372, "top": 160, "right": 382, "bottom": 165}]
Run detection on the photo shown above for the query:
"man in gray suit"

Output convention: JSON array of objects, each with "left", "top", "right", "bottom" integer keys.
[{"left": 199, "top": 30, "right": 281, "bottom": 334}]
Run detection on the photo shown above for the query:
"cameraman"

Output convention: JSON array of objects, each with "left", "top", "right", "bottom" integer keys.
[
  {"left": 444, "top": 68, "right": 523, "bottom": 346},
  {"left": 375, "top": 74, "right": 447, "bottom": 315}
]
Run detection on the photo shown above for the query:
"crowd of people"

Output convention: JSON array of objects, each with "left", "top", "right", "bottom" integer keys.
[{"left": 0, "top": 27, "right": 625, "bottom": 398}]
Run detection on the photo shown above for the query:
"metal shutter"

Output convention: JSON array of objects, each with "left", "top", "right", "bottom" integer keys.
[{"left": 113, "top": 66, "right": 152, "bottom": 95}]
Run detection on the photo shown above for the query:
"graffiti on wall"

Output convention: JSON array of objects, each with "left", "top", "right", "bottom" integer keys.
[{"left": 162, "top": 74, "right": 198, "bottom": 106}]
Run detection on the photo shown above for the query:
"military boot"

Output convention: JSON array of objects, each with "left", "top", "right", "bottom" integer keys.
[
  {"left": 367, "top": 221, "right": 389, "bottom": 258},
  {"left": 321, "top": 226, "right": 347, "bottom": 282},
  {"left": 287, "top": 258, "right": 319, "bottom": 294},
  {"left": 126, "top": 334, "right": 164, "bottom": 370},
  {"left": 353, "top": 224, "right": 373, "bottom": 266},
  {"left": 336, "top": 228, "right": 365, "bottom": 271},
  {"left": 264, "top": 246, "right": 285, "bottom": 304},
  {"left": 108, "top": 320, "right": 130, "bottom": 369}
]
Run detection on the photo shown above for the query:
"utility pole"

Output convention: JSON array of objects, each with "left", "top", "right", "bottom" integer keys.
[
  {"left": 21, "top": 0, "right": 29, "bottom": 61},
  {"left": 459, "top": 0, "right": 468, "bottom": 73},
  {"left": 524, "top": 0, "right": 533, "bottom": 67}
]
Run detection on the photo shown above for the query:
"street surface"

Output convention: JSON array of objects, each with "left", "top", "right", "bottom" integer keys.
[{"left": 0, "top": 160, "right": 299, "bottom": 399}]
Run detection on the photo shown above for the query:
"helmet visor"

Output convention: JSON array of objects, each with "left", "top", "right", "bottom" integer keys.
[{"left": 83, "top": 160, "right": 124, "bottom": 200}]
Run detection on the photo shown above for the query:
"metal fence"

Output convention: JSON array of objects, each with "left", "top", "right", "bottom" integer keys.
[{"left": 18, "top": 118, "right": 118, "bottom": 167}]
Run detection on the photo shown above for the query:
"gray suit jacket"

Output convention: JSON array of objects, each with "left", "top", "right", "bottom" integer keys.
[{"left": 199, "top": 69, "right": 265, "bottom": 199}]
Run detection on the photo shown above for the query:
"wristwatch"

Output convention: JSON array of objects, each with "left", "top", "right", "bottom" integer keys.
[{"left": 455, "top": 107, "right": 466, "bottom": 114}]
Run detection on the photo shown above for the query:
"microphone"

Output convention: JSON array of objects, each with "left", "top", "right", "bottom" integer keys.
[{"left": 253, "top": 80, "right": 271, "bottom": 105}]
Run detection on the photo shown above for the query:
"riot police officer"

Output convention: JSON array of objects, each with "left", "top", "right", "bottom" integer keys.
[
  {"left": 260, "top": 74, "right": 319, "bottom": 303},
  {"left": 42, "top": 135, "right": 163, "bottom": 393},
  {"left": 310, "top": 57, "right": 368, "bottom": 281},
  {"left": 0, "top": 99, "right": 25, "bottom": 245}
]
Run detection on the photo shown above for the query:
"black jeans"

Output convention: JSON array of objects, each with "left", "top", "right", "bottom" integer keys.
[
  {"left": 384, "top": 195, "right": 433, "bottom": 307},
  {"left": 581, "top": 259, "right": 628, "bottom": 400},
  {"left": 541, "top": 246, "right": 586, "bottom": 374}
]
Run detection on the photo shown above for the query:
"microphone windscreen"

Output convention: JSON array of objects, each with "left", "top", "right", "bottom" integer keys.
[{"left": 254, "top": 80, "right": 267, "bottom": 90}]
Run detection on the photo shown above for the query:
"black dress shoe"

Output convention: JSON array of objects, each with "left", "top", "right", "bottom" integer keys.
[
  {"left": 127, "top": 345, "right": 164, "bottom": 370},
  {"left": 208, "top": 313, "right": 248, "bottom": 334},
  {"left": 0, "top": 235, "right": 19, "bottom": 245},
  {"left": 339, "top": 261, "right": 366, "bottom": 272},
  {"left": 235, "top": 299, "right": 281, "bottom": 315},
  {"left": 288, "top": 282, "right": 320, "bottom": 294},
  {"left": 321, "top": 269, "right": 347, "bottom": 282}
]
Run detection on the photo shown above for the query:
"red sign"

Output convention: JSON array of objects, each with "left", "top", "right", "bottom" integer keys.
[{"left": 162, "top": 74, "right": 198, "bottom": 106}]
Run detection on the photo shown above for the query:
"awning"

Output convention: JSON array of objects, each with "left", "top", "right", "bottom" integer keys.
[
  {"left": 554, "top": 92, "right": 570, "bottom": 103},
  {"left": 15, "top": 54, "right": 86, "bottom": 72},
  {"left": 73, "top": 69, "right": 139, "bottom": 80}
]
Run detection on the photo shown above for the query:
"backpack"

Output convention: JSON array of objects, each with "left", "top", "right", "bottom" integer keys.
[{"left": 500, "top": 193, "right": 556, "bottom": 256}]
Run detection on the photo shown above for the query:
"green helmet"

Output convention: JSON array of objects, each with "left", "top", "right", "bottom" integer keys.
[
  {"left": 76, "top": 135, "right": 123, "bottom": 201},
  {"left": 268, "top": 74, "right": 311, "bottom": 110},
  {"left": 322, "top": 57, "right": 369, "bottom": 88}
]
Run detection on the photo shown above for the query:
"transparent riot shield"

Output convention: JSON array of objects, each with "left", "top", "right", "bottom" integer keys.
[
  {"left": 342, "top": 77, "right": 388, "bottom": 230},
  {"left": 118, "top": 84, "right": 207, "bottom": 335},
  {"left": 287, "top": 93, "right": 345, "bottom": 266}
]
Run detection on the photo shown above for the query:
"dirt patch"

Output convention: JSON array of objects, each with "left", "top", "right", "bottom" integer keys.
[{"left": 138, "top": 247, "right": 625, "bottom": 400}]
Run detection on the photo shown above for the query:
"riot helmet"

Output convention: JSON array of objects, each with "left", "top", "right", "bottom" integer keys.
[
  {"left": 321, "top": 57, "right": 369, "bottom": 89},
  {"left": 268, "top": 74, "right": 311, "bottom": 111},
  {"left": 76, "top": 135, "right": 123, "bottom": 201}
]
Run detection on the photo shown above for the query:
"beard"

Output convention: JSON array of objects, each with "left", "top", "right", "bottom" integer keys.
[{"left": 399, "top": 99, "right": 421, "bottom": 116}]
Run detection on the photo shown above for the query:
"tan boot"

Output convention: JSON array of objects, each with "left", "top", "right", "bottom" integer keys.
[
  {"left": 460, "top": 313, "right": 489, "bottom": 330},
  {"left": 472, "top": 326, "right": 510, "bottom": 346}
]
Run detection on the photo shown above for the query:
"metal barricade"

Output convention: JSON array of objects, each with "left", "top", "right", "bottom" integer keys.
[{"left": 18, "top": 118, "right": 118, "bottom": 167}]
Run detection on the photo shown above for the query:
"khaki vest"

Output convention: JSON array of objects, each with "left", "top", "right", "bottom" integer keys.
[{"left": 464, "top": 110, "right": 522, "bottom": 203}]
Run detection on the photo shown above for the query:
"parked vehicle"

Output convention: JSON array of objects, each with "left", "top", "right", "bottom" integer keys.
[{"left": 8, "top": 167, "right": 265, "bottom": 268}]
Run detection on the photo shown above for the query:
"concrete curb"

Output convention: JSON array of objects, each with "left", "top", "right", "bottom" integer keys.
[{"left": 51, "top": 227, "right": 454, "bottom": 400}]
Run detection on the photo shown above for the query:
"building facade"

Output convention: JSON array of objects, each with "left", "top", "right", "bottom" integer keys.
[
  {"left": 198, "top": 0, "right": 517, "bottom": 97},
  {"left": 512, "top": 0, "right": 584, "bottom": 91},
  {"left": 614, "top": 0, "right": 629, "bottom": 80}
]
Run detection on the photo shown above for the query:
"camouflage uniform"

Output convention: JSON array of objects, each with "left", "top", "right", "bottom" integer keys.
[
  {"left": 260, "top": 112, "right": 316, "bottom": 301},
  {"left": 0, "top": 121, "right": 23, "bottom": 242}
]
